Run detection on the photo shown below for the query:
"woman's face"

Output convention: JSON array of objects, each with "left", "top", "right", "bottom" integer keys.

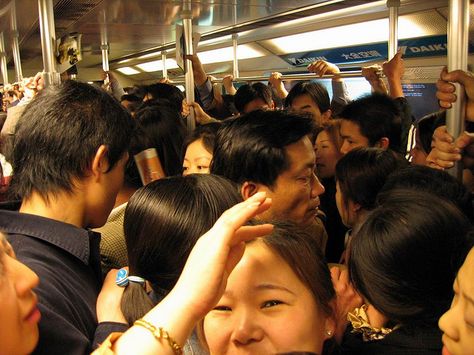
[
  {"left": 335, "top": 180, "right": 356, "bottom": 228},
  {"left": 183, "top": 139, "right": 213, "bottom": 176},
  {"left": 315, "top": 131, "right": 342, "bottom": 179},
  {"left": 0, "top": 233, "right": 40, "bottom": 355},
  {"left": 203, "top": 240, "right": 333, "bottom": 355},
  {"left": 439, "top": 248, "right": 474, "bottom": 355}
]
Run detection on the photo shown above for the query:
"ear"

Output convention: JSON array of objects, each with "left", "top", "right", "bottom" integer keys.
[
  {"left": 324, "top": 300, "right": 338, "bottom": 340},
  {"left": 90, "top": 145, "right": 109, "bottom": 181},
  {"left": 376, "top": 137, "right": 390, "bottom": 150},
  {"left": 240, "top": 181, "right": 259, "bottom": 200},
  {"left": 322, "top": 109, "right": 332, "bottom": 123},
  {"left": 351, "top": 201, "right": 362, "bottom": 214}
]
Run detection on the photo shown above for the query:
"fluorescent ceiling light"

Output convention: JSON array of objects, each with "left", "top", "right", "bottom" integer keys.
[
  {"left": 137, "top": 51, "right": 161, "bottom": 60},
  {"left": 198, "top": 35, "right": 232, "bottom": 46},
  {"left": 136, "top": 58, "right": 179, "bottom": 72},
  {"left": 198, "top": 44, "right": 265, "bottom": 64},
  {"left": 116, "top": 67, "right": 140, "bottom": 75},
  {"left": 267, "top": 17, "right": 427, "bottom": 54}
]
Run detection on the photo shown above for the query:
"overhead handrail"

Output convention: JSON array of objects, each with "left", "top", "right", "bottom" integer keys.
[
  {"left": 165, "top": 70, "right": 371, "bottom": 86},
  {"left": 100, "top": 11, "right": 109, "bottom": 72},
  {"left": 446, "top": 0, "right": 469, "bottom": 179}
]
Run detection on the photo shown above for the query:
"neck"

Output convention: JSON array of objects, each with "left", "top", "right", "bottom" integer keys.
[
  {"left": 114, "top": 185, "right": 138, "bottom": 208},
  {"left": 19, "top": 190, "right": 86, "bottom": 228}
]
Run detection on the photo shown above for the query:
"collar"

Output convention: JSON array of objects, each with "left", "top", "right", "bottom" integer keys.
[{"left": 0, "top": 209, "right": 100, "bottom": 266}]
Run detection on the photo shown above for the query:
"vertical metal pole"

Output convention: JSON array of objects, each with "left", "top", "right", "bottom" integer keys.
[
  {"left": 38, "top": 0, "right": 60, "bottom": 87},
  {"left": 232, "top": 33, "right": 239, "bottom": 79},
  {"left": 182, "top": 0, "right": 195, "bottom": 132},
  {"left": 447, "top": 0, "right": 469, "bottom": 179},
  {"left": 387, "top": 0, "right": 400, "bottom": 60},
  {"left": 162, "top": 50, "right": 168, "bottom": 80},
  {"left": 100, "top": 11, "right": 109, "bottom": 72},
  {"left": 10, "top": 1, "right": 22, "bottom": 82},
  {"left": 0, "top": 33, "right": 8, "bottom": 85}
]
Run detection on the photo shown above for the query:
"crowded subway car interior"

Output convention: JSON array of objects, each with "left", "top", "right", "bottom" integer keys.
[{"left": 0, "top": 1, "right": 473, "bottom": 355}]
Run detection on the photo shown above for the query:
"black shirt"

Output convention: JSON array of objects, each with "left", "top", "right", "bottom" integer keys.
[{"left": 0, "top": 209, "right": 127, "bottom": 354}]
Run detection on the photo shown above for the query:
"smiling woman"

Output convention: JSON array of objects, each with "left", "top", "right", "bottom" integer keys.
[
  {"left": 200, "top": 222, "right": 336, "bottom": 355},
  {"left": 0, "top": 231, "right": 40, "bottom": 355}
]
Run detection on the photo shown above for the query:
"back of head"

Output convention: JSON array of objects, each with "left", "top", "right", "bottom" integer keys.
[
  {"left": 234, "top": 82, "right": 273, "bottom": 114},
  {"left": 285, "top": 81, "right": 330, "bottom": 113},
  {"left": 350, "top": 189, "right": 474, "bottom": 326},
  {"left": 11, "top": 81, "right": 134, "bottom": 200},
  {"left": 122, "top": 174, "right": 242, "bottom": 325},
  {"left": 335, "top": 147, "right": 407, "bottom": 210},
  {"left": 339, "top": 93, "right": 402, "bottom": 153},
  {"left": 144, "top": 83, "right": 184, "bottom": 113},
  {"left": 415, "top": 112, "right": 446, "bottom": 154},
  {"left": 380, "top": 165, "right": 473, "bottom": 222},
  {"left": 134, "top": 104, "right": 187, "bottom": 176},
  {"left": 211, "top": 110, "right": 315, "bottom": 187}
]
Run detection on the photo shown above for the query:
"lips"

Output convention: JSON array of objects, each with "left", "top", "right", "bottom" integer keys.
[{"left": 24, "top": 296, "right": 41, "bottom": 324}]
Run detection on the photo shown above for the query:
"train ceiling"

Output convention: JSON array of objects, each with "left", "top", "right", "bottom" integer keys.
[{"left": 0, "top": 0, "right": 472, "bottom": 82}]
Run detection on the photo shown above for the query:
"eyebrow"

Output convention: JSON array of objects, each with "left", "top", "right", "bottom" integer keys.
[
  {"left": 299, "top": 105, "right": 312, "bottom": 109},
  {"left": 255, "top": 283, "right": 296, "bottom": 296}
]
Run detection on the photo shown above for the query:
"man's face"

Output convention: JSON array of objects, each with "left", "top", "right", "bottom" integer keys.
[
  {"left": 339, "top": 119, "right": 370, "bottom": 155},
  {"left": 258, "top": 136, "right": 325, "bottom": 226},
  {"left": 290, "top": 94, "right": 325, "bottom": 127},
  {"left": 243, "top": 98, "right": 271, "bottom": 114}
]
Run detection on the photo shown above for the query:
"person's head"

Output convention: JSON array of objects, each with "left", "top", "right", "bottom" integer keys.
[
  {"left": 335, "top": 147, "right": 406, "bottom": 227},
  {"left": 0, "top": 231, "right": 40, "bottom": 355},
  {"left": 285, "top": 82, "right": 331, "bottom": 127},
  {"left": 439, "top": 247, "right": 474, "bottom": 355},
  {"left": 350, "top": 190, "right": 474, "bottom": 327},
  {"left": 201, "top": 222, "right": 336, "bottom": 354},
  {"left": 315, "top": 120, "right": 343, "bottom": 179},
  {"left": 234, "top": 83, "right": 274, "bottom": 114},
  {"left": 339, "top": 93, "right": 402, "bottom": 155},
  {"left": 134, "top": 104, "right": 187, "bottom": 177},
  {"left": 10, "top": 81, "right": 134, "bottom": 227},
  {"left": 410, "top": 113, "right": 446, "bottom": 165},
  {"left": 120, "top": 94, "right": 142, "bottom": 114},
  {"left": 121, "top": 174, "right": 242, "bottom": 325},
  {"left": 182, "top": 122, "right": 221, "bottom": 176},
  {"left": 143, "top": 83, "right": 185, "bottom": 114},
  {"left": 211, "top": 110, "right": 324, "bottom": 225},
  {"left": 380, "top": 164, "right": 473, "bottom": 222}
]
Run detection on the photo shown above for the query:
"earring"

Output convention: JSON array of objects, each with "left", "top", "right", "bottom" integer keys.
[{"left": 326, "top": 329, "right": 333, "bottom": 337}]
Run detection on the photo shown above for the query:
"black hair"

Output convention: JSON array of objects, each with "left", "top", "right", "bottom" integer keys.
[
  {"left": 10, "top": 81, "right": 134, "bottom": 200},
  {"left": 210, "top": 110, "right": 315, "bottom": 187},
  {"left": 182, "top": 122, "right": 221, "bottom": 159},
  {"left": 144, "top": 83, "right": 184, "bottom": 113},
  {"left": 335, "top": 147, "right": 407, "bottom": 210},
  {"left": 350, "top": 189, "right": 474, "bottom": 326},
  {"left": 233, "top": 82, "right": 273, "bottom": 114},
  {"left": 121, "top": 174, "right": 242, "bottom": 325},
  {"left": 339, "top": 93, "right": 402, "bottom": 153},
  {"left": 380, "top": 164, "right": 473, "bottom": 222},
  {"left": 133, "top": 104, "right": 187, "bottom": 177},
  {"left": 285, "top": 81, "right": 331, "bottom": 113}
]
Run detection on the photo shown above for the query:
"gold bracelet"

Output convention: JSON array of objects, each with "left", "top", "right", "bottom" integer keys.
[{"left": 134, "top": 319, "right": 183, "bottom": 355}]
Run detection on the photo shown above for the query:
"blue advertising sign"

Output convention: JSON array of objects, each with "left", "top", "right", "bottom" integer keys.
[{"left": 279, "top": 35, "right": 474, "bottom": 67}]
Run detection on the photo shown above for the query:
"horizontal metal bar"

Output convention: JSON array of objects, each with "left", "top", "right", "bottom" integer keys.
[{"left": 166, "top": 70, "right": 367, "bottom": 85}]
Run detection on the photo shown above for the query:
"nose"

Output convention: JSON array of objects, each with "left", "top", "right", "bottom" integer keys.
[
  {"left": 230, "top": 310, "right": 264, "bottom": 346},
  {"left": 438, "top": 306, "right": 460, "bottom": 341},
  {"left": 311, "top": 173, "right": 325, "bottom": 198},
  {"left": 13, "top": 258, "right": 40, "bottom": 297},
  {"left": 340, "top": 141, "right": 350, "bottom": 155}
]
